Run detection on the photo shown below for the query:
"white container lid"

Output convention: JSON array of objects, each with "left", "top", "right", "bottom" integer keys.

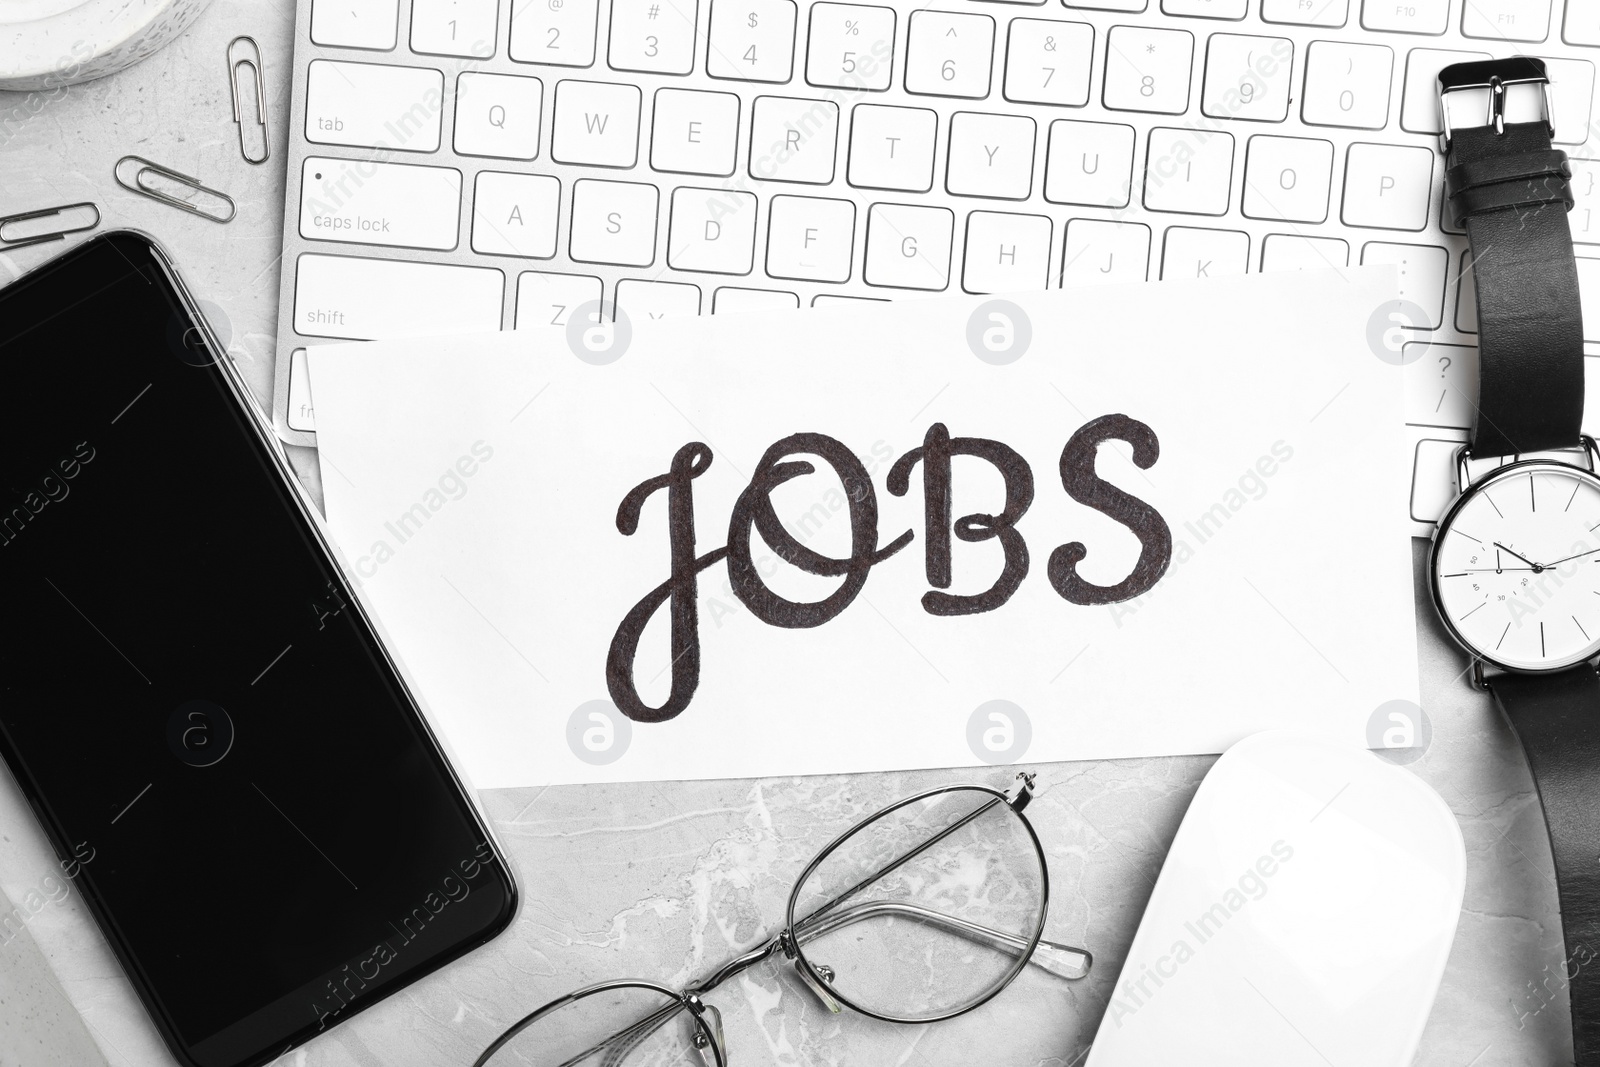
[{"left": 0, "top": 0, "right": 213, "bottom": 92}]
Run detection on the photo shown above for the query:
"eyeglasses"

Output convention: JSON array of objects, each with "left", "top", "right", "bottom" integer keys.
[{"left": 473, "top": 772, "right": 1092, "bottom": 1067}]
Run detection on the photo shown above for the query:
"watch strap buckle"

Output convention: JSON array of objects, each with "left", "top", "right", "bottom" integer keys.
[{"left": 1437, "top": 56, "right": 1554, "bottom": 150}]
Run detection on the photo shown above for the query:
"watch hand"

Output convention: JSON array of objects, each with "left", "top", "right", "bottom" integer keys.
[
  {"left": 1448, "top": 567, "right": 1539, "bottom": 573},
  {"left": 1494, "top": 542, "right": 1543, "bottom": 570},
  {"left": 1542, "top": 546, "right": 1600, "bottom": 568}
]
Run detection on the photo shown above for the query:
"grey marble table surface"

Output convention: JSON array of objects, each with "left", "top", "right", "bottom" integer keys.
[{"left": 0, "top": 5, "right": 1574, "bottom": 1063}]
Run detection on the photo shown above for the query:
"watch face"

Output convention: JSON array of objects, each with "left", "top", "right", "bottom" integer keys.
[{"left": 1432, "top": 461, "right": 1600, "bottom": 671}]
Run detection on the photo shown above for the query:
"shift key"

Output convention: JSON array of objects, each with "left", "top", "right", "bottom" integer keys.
[
  {"left": 300, "top": 157, "right": 461, "bottom": 250},
  {"left": 294, "top": 254, "right": 504, "bottom": 339},
  {"left": 305, "top": 59, "right": 444, "bottom": 151}
]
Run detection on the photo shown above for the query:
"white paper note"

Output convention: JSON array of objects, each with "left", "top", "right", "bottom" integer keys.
[{"left": 309, "top": 268, "right": 1416, "bottom": 789}]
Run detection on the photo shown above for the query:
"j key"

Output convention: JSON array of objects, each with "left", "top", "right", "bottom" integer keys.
[
  {"left": 864, "top": 203, "right": 954, "bottom": 289},
  {"left": 1243, "top": 135, "right": 1334, "bottom": 222},
  {"left": 807, "top": 3, "right": 895, "bottom": 90},
  {"left": 1044, "top": 120, "right": 1135, "bottom": 208},
  {"left": 1102, "top": 26, "right": 1193, "bottom": 115},
  {"left": 1160, "top": 226, "right": 1249, "bottom": 278},
  {"left": 1201, "top": 34, "right": 1293, "bottom": 122},
  {"left": 904, "top": 11, "right": 995, "bottom": 99},
  {"left": 609, "top": 0, "right": 698, "bottom": 74},
  {"left": 667, "top": 187, "right": 759, "bottom": 273},
  {"left": 847, "top": 104, "right": 937, "bottom": 191},
  {"left": 651, "top": 89, "right": 741, "bottom": 175},
  {"left": 1061, "top": 220, "right": 1150, "bottom": 286},
  {"left": 962, "top": 211, "right": 1052, "bottom": 293},
  {"left": 946, "top": 113, "right": 1036, "bottom": 200},
  {"left": 305, "top": 61, "right": 443, "bottom": 152},
  {"left": 1003, "top": 19, "right": 1094, "bottom": 108},
  {"left": 1301, "top": 41, "right": 1393, "bottom": 129},
  {"left": 708, "top": 0, "right": 798, "bottom": 83},
  {"left": 766, "top": 195, "right": 857, "bottom": 282},
  {"left": 1341, "top": 143, "right": 1432, "bottom": 231},
  {"left": 509, "top": 0, "right": 599, "bottom": 65}
]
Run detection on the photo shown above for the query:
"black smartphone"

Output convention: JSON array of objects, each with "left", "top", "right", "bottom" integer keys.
[{"left": 0, "top": 232, "right": 517, "bottom": 1067}]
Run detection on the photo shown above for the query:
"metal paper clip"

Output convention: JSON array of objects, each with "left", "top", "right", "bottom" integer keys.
[
  {"left": 113, "top": 156, "right": 237, "bottom": 224},
  {"left": 0, "top": 202, "right": 100, "bottom": 250},
  {"left": 226, "top": 36, "right": 270, "bottom": 165}
]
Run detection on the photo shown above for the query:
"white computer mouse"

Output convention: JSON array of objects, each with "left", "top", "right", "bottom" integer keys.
[{"left": 1086, "top": 730, "right": 1465, "bottom": 1067}]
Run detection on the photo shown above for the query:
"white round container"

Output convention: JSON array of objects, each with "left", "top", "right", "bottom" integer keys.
[{"left": 0, "top": 0, "right": 214, "bottom": 92}]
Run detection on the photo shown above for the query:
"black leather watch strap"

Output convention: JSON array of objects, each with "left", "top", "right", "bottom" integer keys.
[
  {"left": 1441, "top": 61, "right": 1585, "bottom": 458},
  {"left": 1489, "top": 664, "right": 1600, "bottom": 1063}
]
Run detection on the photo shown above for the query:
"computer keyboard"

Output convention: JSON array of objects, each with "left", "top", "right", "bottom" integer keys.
[{"left": 273, "top": 0, "right": 1600, "bottom": 530}]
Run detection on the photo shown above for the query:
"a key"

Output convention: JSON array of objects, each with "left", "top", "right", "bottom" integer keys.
[
  {"left": 1143, "top": 127, "right": 1234, "bottom": 214},
  {"left": 1301, "top": 41, "right": 1393, "bottom": 128},
  {"left": 1362, "top": 0, "right": 1448, "bottom": 34},
  {"left": 651, "top": 89, "right": 741, "bottom": 175},
  {"left": 1242, "top": 135, "right": 1334, "bottom": 222},
  {"left": 1061, "top": 220, "right": 1150, "bottom": 285},
  {"left": 455, "top": 72, "right": 543, "bottom": 159},
  {"left": 1567, "top": 0, "right": 1600, "bottom": 45},
  {"left": 472, "top": 171, "right": 561, "bottom": 258},
  {"left": 616, "top": 279, "right": 702, "bottom": 319},
  {"left": 509, "top": 0, "right": 598, "bottom": 65},
  {"left": 749, "top": 96, "right": 839, "bottom": 182},
  {"left": 411, "top": 0, "right": 498, "bottom": 57},
  {"left": 766, "top": 195, "right": 857, "bottom": 281},
  {"left": 1260, "top": 233, "right": 1349, "bottom": 270},
  {"left": 1044, "top": 120, "right": 1135, "bottom": 208},
  {"left": 311, "top": 0, "right": 398, "bottom": 49},
  {"left": 1159, "top": 226, "right": 1249, "bottom": 278},
  {"left": 299, "top": 157, "right": 461, "bottom": 250},
  {"left": 864, "top": 203, "right": 954, "bottom": 289},
  {"left": 1542, "top": 57, "right": 1596, "bottom": 146},
  {"left": 515, "top": 271, "right": 602, "bottom": 327},
  {"left": 904, "top": 11, "right": 995, "bottom": 99},
  {"left": 294, "top": 255, "right": 503, "bottom": 339},
  {"left": 551, "top": 80, "right": 642, "bottom": 167},
  {"left": 1399, "top": 48, "right": 1491, "bottom": 133},
  {"left": 1102, "top": 26, "right": 1194, "bottom": 114},
  {"left": 1162, "top": 0, "right": 1247, "bottom": 19},
  {"left": 1262, "top": 0, "right": 1348, "bottom": 28},
  {"left": 847, "top": 104, "right": 937, "bottom": 190},
  {"left": 1401, "top": 342, "right": 1476, "bottom": 429},
  {"left": 1341, "top": 143, "right": 1432, "bottom": 230},
  {"left": 707, "top": 0, "right": 798, "bottom": 83},
  {"left": 1461, "top": 0, "right": 1551, "bottom": 40},
  {"left": 962, "top": 211, "right": 1052, "bottom": 293},
  {"left": 715, "top": 287, "right": 800, "bottom": 311},
  {"left": 1003, "top": 19, "right": 1094, "bottom": 107},
  {"left": 947, "top": 112, "right": 1037, "bottom": 199},
  {"left": 1361, "top": 242, "right": 1447, "bottom": 327},
  {"left": 609, "top": 0, "right": 698, "bottom": 74},
  {"left": 569, "top": 179, "right": 659, "bottom": 265},
  {"left": 1201, "top": 34, "right": 1293, "bottom": 122},
  {"left": 667, "top": 186, "right": 759, "bottom": 272},
  {"left": 305, "top": 61, "right": 443, "bottom": 152},
  {"left": 806, "top": 3, "right": 895, "bottom": 90},
  {"left": 1571, "top": 159, "right": 1600, "bottom": 244}
]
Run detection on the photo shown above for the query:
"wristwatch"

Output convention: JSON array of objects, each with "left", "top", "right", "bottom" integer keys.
[{"left": 1426, "top": 57, "right": 1600, "bottom": 1061}]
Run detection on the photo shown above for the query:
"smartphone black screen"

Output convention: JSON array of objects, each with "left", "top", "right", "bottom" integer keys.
[{"left": 0, "top": 233, "right": 516, "bottom": 1067}]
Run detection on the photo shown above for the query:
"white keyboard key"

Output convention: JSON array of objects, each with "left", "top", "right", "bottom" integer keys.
[
  {"left": 1260, "top": 233, "right": 1349, "bottom": 270},
  {"left": 1341, "top": 143, "right": 1432, "bottom": 230},
  {"left": 1163, "top": 0, "right": 1246, "bottom": 18},
  {"left": 667, "top": 186, "right": 759, "bottom": 273},
  {"left": 1103, "top": 26, "right": 1193, "bottom": 114},
  {"left": 962, "top": 211, "right": 1051, "bottom": 293},
  {"left": 1462, "top": 0, "right": 1550, "bottom": 40},
  {"left": 847, "top": 104, "right": 937, "bottom": 190},
  {"left": 1143, "top": 127, "right": 1234, "bottom": 214},
  {"left": 1572, "top": 158, "right": 1600, "bottom": 244},
  {"left": 455, "top": 73, "right": 543, "bottom": 159},
  {"left": 472, "top": 172, "right": 561, "bottom": 257},
  {"left": 1061, "top": 220, "right": 1150, "bottom": 286},
  {"left": 1302, "top": 42, "right": 1393, "bottom": 128},
  {"left": 806, "top": 3, "right": 895, "bottom": 90},
  {"left": 1577, "top": 258, "right": 1600, "bottom": 341},
  {"left": 609, "top": 0, "right": 698, "bottom": 74},
  {"left": 570, "top": 179, "right": 659, "bottom": 265},
  {"left": 1160, "top": 226, "right": 1249, "bottom": 278},
  {"left": 286, "top": 349, "right": 317, "bottom": 431},
  {"left": 1362, "top": 0, "right": 1447, "bottom": 33},
  {"left": 813, "top": 294, "right": 888, "bottom": 306},
  {"left": 299, "top": 157, "right": 461, "bottom": 250},
  {"left": 1045, "top": 119, "right": 1136, "bottom": 207},
  {"left": 1065, "top": 0, "right": 1144, "bottom": 14},
  {"left": 311, "top": 0, "right": 398, "bottom": 49},
  {"left": 509, "top": 0, "right": 598, "bottom": 66},
  {"left": 864, "top": 203, "right": 954, "bottom": 289},
  {"left": 305, "top": 61, "right": 443, "bottom": 152},
  {"left": 1243, "top": 135, "right": 1334, "bottom": 222},
  {"left": 947, "top": 112, "right": 1037, "bottom": 199},
  {"left": 411, "top": 0, "right": 498, "bottom": 56},
  {"left": 516, "top": 271, "right": 602, "bottom": 327},
  {"left": 904, "top": 11, "right": 995, "bottom": 98},
  {"left": 749, "top": 96, "right": 839, "bottom": 182},
  {"left": 766, "top": 195, "right": 856, "bottom": 281},
  {"left": 1362, "top": 242, "right": 1448, "bottom": 327},
  {"left": 1401, "top": 342, "right": 1475, "bottom": 428},
  {"left": 1543, "top": 57, "right": 1596, "bottom": 146},
  {"left": 1003, "top": 19, "right": 1094, "bottom": 107},
  {"left": 1400, "top": 48, "right": 1491, "bottom": 133},
  {"left": 707, "top": 0, "right": 798, "bottom": 82},
  {"left": 552, "top": 80, "right": 642, "bottom": 166},
  {"left": 616, "top": 279, "right": 702, "bottom": 319},
  {"left": 1410, "top": 437, "right": 1465, "bottom": 524},
  {"left": 1201, "top": 34, "right": 1293, "bottom": 122},
  {"left": 651, "top": 89, "right": 741, "bottom": 175},
  {"left": 1262, "top": 0, "right": 1348, "bottom": 27},
  {"left": 715, "top": 287, "right": 800, "bottom": 311},
  {"left": 1566, "top": 0, "right": 1600, "bottom": 45},
  {"left": 295, "top": 255, "right": 503, "bottom": 339}
]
